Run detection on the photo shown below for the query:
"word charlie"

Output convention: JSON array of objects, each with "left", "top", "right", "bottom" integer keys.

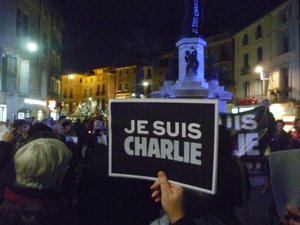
[{"left": 123, "top": 120, "right": 203, "bottom": 165}]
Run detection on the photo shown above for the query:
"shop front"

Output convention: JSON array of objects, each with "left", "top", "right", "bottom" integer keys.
[
  {"left": 269, "top": 102, "right": 297, "bottom": 131},
  {"left": 231, "top": 97, "right": 298, "bottom": 132},
  {"left": 17, "top": 108, "right": 31, "bottom": 119},
  {"left": 231, "top": 97, "right": 258, "bottom": 113}
]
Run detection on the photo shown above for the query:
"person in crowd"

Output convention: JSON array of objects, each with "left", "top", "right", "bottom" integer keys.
[
  {"left": 0, "top": 200, "right": 74, "bottom": 225},
  {"left": 0, "top": 130, "right": 16, "bottom": 201},
  {"left": 186, "top": 125, "right": 244, "bottom": 225},
  {"left": 0, "top": 138, "right": 75, "bottom": 224},
  {"left": 58, "top": 115, "right": 67, "bottom": 125},
  {"left": 11, "top": 119, "right": 27, "bottom": 151},
  {"left": 26, "top": 123, "right": 54, "bottom": 141},
  {"left": 5, "top": 119, "right": 11, "bottom": 129},
  {"left": 52, "top": 115, "right": 67, "bottom": 134},
  {"left": 209, "top": 125, "right": 245, "bottom": 225},
  {"left": 77, "top": 134, "right": 159, "bottom": 225},
  {"left": 41, "top": 117, "right": 54, "bottom": 129},
  {"left": 52, "top": 120, "right": 79, "bottom": 154},
  {"left": 263, "top": 120, "right": 296, "bottom": 221},
  {"left": 83, "top": 118, "right": 107, "bottom": 158},
  {"left": 61, "top": 120, "right": 79, "bottom": 145},
  {"left": 259, "top": 99, "right": 276, "bottom": 194},
  {"left": 259, "top": 98, "right": 276, "bottom": 154},
  {"left": 150, "top": 125, "right": 245, "bottom": 225},
  {"left": 151, "top": 171, "right": 196, "bottom": 225},
  {"left": 289, "top": 119, "right": 300, "bottom": 148},
  {"left": 72, "top": 118, "right": 85, "bottom": 151},
  {"left": 25, "top": 122, "right": 82, "bottom": 206},
  {"left": 270, "top": 120, "right": 294, "bottom": 152},
  {"left": 52, "top": 120, "right": 81, "bottom": 205}
]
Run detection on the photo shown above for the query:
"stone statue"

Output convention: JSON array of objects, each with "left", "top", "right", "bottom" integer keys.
[
  {"left": 185, "top": 47, "right": 199, "bottom": 76},
  {"left": 182, "top": 0, "right": 206, "bottom": 37}
]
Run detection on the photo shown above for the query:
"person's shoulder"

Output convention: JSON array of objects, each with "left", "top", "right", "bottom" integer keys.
[
  {"left": 171, "top": 217, "right": 196, "bottom": 225},
  {"left": 0, "top": 141, "right": 13, "bottom": 150}
]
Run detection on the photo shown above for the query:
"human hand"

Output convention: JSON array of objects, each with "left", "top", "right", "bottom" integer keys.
[
  {"left": 2, "top": 129, "right": 15, "bottom": 142},
  {"left": 150, "top": 171, "right": 185, "bottom": 223},
  {"left": 284, "top": 205, "right": 300, "bottom": 225}
]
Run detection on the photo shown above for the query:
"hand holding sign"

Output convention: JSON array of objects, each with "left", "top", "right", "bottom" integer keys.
[{"left": 151, "top": 171, "right": 185, "bottom": 224}]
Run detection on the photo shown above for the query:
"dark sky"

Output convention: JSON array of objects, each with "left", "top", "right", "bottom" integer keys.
[{"left": 51, "top": 0, "right": 286, "bottom": 73}]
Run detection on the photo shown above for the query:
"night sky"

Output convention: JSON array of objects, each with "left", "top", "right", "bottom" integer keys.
[{"left": 51, "top": 0, "right": 286, "bottom": 73}]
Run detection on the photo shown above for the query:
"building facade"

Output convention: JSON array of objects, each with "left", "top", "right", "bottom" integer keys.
[
  {"left": 205, "top": 31, "right": 235, "bottom": 93},
  {"left": 61, "top": 65, "right": 166, "bottom": 116},
  {"left": 233, "top": 0, "right": 299, "bottom": 119},
  {"left": 0, "top": 0, "right": 64, "bottom": 121}
]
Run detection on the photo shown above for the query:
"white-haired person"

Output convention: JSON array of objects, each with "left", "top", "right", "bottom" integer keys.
[{"left": 0, "top": 138, "right": 76, "bottom": 225}]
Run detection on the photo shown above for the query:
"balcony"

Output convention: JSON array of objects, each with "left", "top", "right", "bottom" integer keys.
[
  {"left": 269, "top": 88, "right": 292, "bottom": 102},
  {"left": 240, "top": 66, "right": 249, "bottom": 75}
]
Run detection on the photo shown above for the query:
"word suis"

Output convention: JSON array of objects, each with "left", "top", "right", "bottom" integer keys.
[{"left": 123, "top": 120, "right": 203, "bottom": 165}]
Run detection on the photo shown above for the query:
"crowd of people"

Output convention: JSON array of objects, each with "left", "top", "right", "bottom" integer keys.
[{"left": 0, "top": 107, "right": 299, "bottom": 225}]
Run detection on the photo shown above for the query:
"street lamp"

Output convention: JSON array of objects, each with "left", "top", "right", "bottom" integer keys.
[
  {"left": 26, "top": 42, "right": 38, "bottom": 52},
  {"left": 142, "top": 81, "right": 149, "bottom": 87},
  {"left": 255, "top": 65, "right": 269, "bottom": 97}
]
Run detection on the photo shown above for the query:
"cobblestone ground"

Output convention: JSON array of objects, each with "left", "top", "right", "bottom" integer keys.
[{"left": 236, "top": 166, "right": 281, "bottom": 225}]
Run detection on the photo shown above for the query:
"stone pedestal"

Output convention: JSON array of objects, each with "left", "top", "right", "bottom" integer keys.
[
  {"left": 176, "top": 37, "right": 207, "bottom": 84},
  {"left": 151, "top": 36, "right": 233, "bottom": 113}
]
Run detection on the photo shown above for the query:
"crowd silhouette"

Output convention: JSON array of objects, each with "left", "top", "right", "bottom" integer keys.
[{"left": 0, "top": 105, "right": 300, "bottom": 225}]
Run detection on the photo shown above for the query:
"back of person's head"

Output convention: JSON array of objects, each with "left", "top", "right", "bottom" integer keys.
[
  {"left": 27, "top": 123, "right": 53, "bottom": 141},
  {"left": 276, "top": 119, "right": 285, "bottom": 125},
  {"left": 61, "top": 120, "right": 71, "bottom": 128},
  {"left": 58, "top": 116, "right": 67, "bottom": 125},
  {"left": 294, "top": 118, "right": 300, "bottom": 125},
  {"left": 13, "top": 119, "right": 25, "bottom": 129},
  {"left": 14, "top": 138, "right": 72, "bottom": 190},
  {"left": 93, "top": 119, "right": 105, "bottom": 131},
  {"left": 260, "top": 99, "right": 271, "bottom": 108}
]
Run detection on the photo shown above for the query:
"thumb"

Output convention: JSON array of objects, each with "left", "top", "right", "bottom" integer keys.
[{"left": 158, "top": 171, "right": 171, "bottom": 196}]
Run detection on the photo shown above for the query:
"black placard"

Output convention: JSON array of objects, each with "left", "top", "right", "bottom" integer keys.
[{"left": 109, "top": 98, "right": 218, "bottom": 194}]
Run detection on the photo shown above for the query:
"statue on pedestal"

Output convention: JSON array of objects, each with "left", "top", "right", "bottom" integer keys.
[
  {"left": 181, "top": 0, "right": 206, "bottom": 37},
  {"left": 185, "top": 47, "right": 199, "bottom": 76}
]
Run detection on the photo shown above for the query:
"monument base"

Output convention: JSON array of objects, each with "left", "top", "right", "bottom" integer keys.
[
  {"left": 151, "top": 80, "right": 233, "bottom": 113},
  {"left": 151, "top": 36, "right": 233, "bottom": 113}
]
